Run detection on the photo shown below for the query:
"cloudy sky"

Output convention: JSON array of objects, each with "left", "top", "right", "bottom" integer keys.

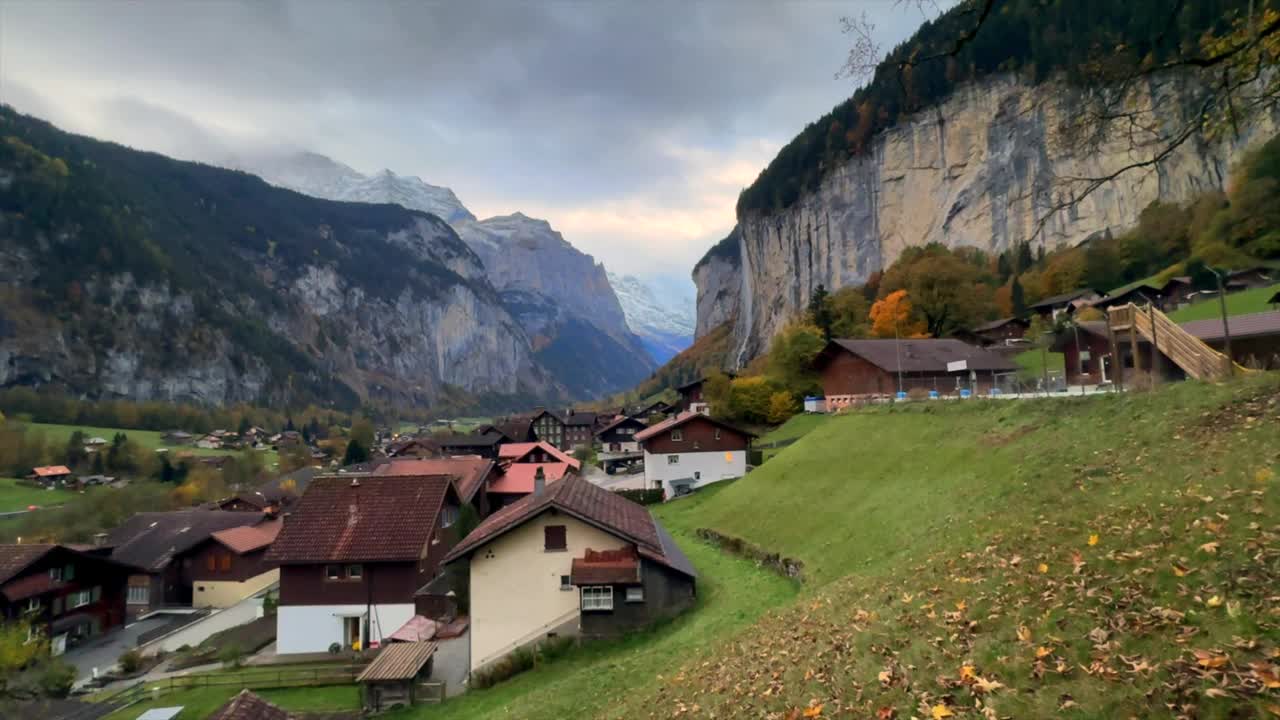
[{"left": 0, "top": 0, "right": 935, "bottom": 285}]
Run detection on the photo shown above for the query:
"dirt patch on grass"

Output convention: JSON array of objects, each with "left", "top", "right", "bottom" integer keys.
[
  {"left": 1187, "top": 385, "right": 1280, "bottom": 437},
  {"left": 980, "top": 425, "right": 1036, "bottom": 447}
]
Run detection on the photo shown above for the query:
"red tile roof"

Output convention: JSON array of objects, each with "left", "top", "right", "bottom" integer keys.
[
  {"left": 372, "top": 457, "right": 496, "bottom": 502},
  {"left": 487, "top": 463, "right": 573, "bottom": 494},
  {"left": 266, "top": 475, "right": 452, "bottom": 565},
  {"left": 31, "top": 466, "right": 72, "bottom": 477},
  {"left": 498, "top": 442, "right": 581, "bottom": 469},
  {"left": 444, "top": 476, "right": 695, "bottom": 579},
  {"left": 212, "top": 518, "right": 283, "bottom": 555},
  {"left": 570, "top": 547, "right": 641, "bottom": 585},
  {"left": 634, "top": 411, "right": 756, "bottom": 443},
  {"left": 106, "top": 510, "right": 265, "bottom": 572},
  {"left": 387, "top": 615, "right": 437, "bottom": 643}
]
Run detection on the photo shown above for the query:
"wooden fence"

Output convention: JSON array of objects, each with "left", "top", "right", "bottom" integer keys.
[{"left": 94, "top": 664, "right": 366, "bottom": 707}]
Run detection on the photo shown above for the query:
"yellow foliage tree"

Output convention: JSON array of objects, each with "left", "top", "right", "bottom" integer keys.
[
  {"left": 766, "top": 391, "right": 797, "bottom": 424},
  {"left": 869, "top": 290, "right": 927, "bottom": 338}
]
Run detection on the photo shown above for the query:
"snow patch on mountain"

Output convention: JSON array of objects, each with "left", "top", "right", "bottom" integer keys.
[
  {"left": 607, "top": 272, "right": 694, "bottom": 364},
  {"left": 238, "top": 151, "right": 475, "bottom": 224}
]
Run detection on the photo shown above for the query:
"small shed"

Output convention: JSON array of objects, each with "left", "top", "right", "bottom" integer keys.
[{"left": 356, "top": 640, "right": 439, "bottom": 711}]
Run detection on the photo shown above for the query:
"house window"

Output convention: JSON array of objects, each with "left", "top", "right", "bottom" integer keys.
[
  {"left": 25, "top": 624, "right": 39, "bottom": 644},
  {"left": 70, "top": 590, "right": 92, "bottom": 609},
  {"left": 48, "top": 567, "right": 62, "bottom": 582},
  {"left": 91, "top": 586, "right": 101, "bottom": 603},
  {"left": 625, "top": 587, "right": 644, "bottom": 603},
  {"left": 63, "top": 565, "right": 75, "bottom": 581},
  {"left": 52, "top": 596, "right": 64, "bottom": 614},
  {"left": 671, "top": 430, "right": 683, "bottom": 442},
  {"left": 440, "top": 505, "right": 459, "bottom": 528},
  {"left": 694, "top": 471, "right": 701, "bottom": 480},
  {"left": 667, "top": 455, "right": 679, "bottom": 465},
  {"left": 127, "top": 586, "right": 149, "bottom": 604},
  {"left": 219, "top": 553, "right": 232, "bottom": 572},
  {"left": 581, "top": 586, "right": 613, "bottom": 611},
  {"left": 693, "top": 441, "right": 700, "bottom": 450},
  {"left": 206, "top": 554, "right": 217, "bottom": 572},
  {"left": 347, "top": 565, "right": 363, "bottom": 579},
  {"left": 544, "top": 525, "right": 567, "bottom": 552},
  {"left": 326, "top": 565, "right": 342, "bottom": 580},
  {"left": 560, "top": 575, "right": 573, "bottom": 591},
  {"left": 25, "top": 598, "right": 40, "bottom": 615},
  {"left": 714, "top": 428, "right": 721, "bottom": 440}
]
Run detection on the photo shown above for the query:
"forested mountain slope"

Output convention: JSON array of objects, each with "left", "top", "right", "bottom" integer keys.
[{"left": 0, "top": 107, "right": 560, "bottom": 410}]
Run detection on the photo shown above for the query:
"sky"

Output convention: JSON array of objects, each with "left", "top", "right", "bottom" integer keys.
[{"left": 0, "top": 0, "right": 936, "bottom": 285}]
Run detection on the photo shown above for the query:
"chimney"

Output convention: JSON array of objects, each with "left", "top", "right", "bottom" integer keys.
[
  {"left": 350, "top": 477, "right": 360, "bottom": 488},
  {"left": 93, "top": 532, "right": 108, "bottom": 548},
  {"left": 533, "top": 466, "right": 546, "bottom": 494}
]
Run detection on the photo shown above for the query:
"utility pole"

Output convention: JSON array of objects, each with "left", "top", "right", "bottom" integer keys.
[
  {"left": 1213, "top": 268, "right": 1234, "bottom": 376},
  {"left": 894, "top": 317, "right": 904, "bottom": 397}
]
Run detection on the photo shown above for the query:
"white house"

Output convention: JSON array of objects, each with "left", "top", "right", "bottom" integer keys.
[{"left": 635, "top": 412, "right": 754, "bottom": 499}]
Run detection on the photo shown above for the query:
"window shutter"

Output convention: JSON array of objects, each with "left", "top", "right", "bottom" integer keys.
[
  {"left": 207, "top": 555, "right": 217, "bottom": 572},
  {"left": 91, "top": 586, "right": 101, "bottom": 603},
  {"left": 220, "top": 553, "right": 232, "bottom": 571},
  {"left": 544, "top": 525, "right": 567, "bottom": 551}
]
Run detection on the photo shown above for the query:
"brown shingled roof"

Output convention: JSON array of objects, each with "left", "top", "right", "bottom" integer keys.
[
  {"left": 0, "top": 544, "right": 56, "bottom": 586},
  {"left": 444, "top": 476, "right": 695, "bottom": 579},
  {"left": 266, "top": 475, "right": 452, "bottom": 565},
  {"left": 208, "top": 689, "right": 290, "bottom": 720},
  {"left": 818, "top": 338, "right": 1018, "bottom": 374},
  {"left": 106, "top": 511, "right": 266, "bottom": 572},
  {"left": 634, "top": 411, "right": 756, "bottom": 443}
]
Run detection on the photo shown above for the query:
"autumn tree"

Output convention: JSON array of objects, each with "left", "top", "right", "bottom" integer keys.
[
  {"left": 0, "top": 618, "right": 47, "bottom": 697},
  {"left": 869, "top": 290, "right": 927, "bottom": 338},
  {"left": 880, "top": 245, "right": 993, "bottom": 336},
  {"left": 767, "top": 391, "right": 798, "bottom": 424},
  {"left": 765, "top": 322, "right": 825, "bottom": 397},
  {"left": 829, "top": 286, "right": 871, "bottom": 338},
  {"left": 703, "top": 370, "right": 733, "bottom": 420}
]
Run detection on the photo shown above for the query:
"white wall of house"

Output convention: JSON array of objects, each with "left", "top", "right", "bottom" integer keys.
[
  {"left": 276, "top": 602, "right": 414, "bottom": 654},
  {"left": 468, "top": 513, "right": 627, "bottom": 672},
  {"left": 643, "top": 449, "right": 747, "bottom": 497}
]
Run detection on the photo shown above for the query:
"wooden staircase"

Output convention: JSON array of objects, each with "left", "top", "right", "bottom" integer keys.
[{"left": 1106, "top": 303, "right": 1245, "bottom": 381}]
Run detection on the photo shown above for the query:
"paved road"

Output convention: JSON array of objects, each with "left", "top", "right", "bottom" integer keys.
[
  {"left": 66, "top": 617, "right": 171, "bottom": 684},
  {"left": 585, "top": 465, "right": 647, "bottom": 491}
]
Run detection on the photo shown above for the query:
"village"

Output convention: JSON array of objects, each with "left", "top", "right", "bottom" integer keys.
[{"left": 3, "top": 270, "right": 1279, "bottom": 719}]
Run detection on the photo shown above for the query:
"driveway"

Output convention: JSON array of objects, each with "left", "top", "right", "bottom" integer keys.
[
  {"left": 65, "top": 616, "right": 171, "bottom": 684},
  {"left": 429, "top": 630, "right": 470, "bottom": 698},
  {"left": 586, "top": 466, "right": 647, "bottom": 491}
]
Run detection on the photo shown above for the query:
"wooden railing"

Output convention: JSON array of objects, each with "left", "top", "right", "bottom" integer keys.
[
  {"left": 90, "top": 663, "right": 367, "bottom": 708},
  {"left": 1107, "top": 303, "right": 1244, "bottom": 380}
]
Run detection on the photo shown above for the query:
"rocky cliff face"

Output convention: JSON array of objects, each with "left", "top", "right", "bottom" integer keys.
[
  {"left": 240, "top": 153, "right": 655, "bottom": 397},
  {"left": 702, "top": 73, "right": 1280, "bottom": 362},
  {"left": 692, "top": 227, "right": 742, "bottom": 340}
]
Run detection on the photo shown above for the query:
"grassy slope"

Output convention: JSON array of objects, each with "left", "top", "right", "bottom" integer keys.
[
  {"left": 759, "top": 414, "right": 830, "bottom": 461},
  {"left": 418, "top": 376, "right": 1276, "bottom": 719},
  {"left": 29, "top": 422, "right": 279, "bottom": 466},
  {"left": 627, "top": 376, "right": 1280, "bottom": 718},
  {"left": 102, "top": 685, "right": 359, "bottom": 720},
  {"left": 1014, "top": 347, "right": 1065, "bottom": 380},
  {"left": 0, "top": 477, "right": 76, "bottom": 512},
  {"left": 1168, "top": 283, "right": 1280, "bottom": 322},
  {"left": 406, "top": 524, "right": 797, "bottom": 719}
]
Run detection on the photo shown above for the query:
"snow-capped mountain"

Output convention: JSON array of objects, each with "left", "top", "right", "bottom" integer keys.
[
  {"left": 238, "top": 151, "right": 475, "bottom": 224},
  {"left": 233, "top": 151, "right": 655, "bottom": 396},
  {"left": 608, "top": 272, "right": 695, "bottom": 364}
]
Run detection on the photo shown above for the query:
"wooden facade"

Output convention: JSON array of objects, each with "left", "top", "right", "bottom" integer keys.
[
  {"left": 0, "top": 545, "right": 128, "bottom": 654},
  {"left": 638, "top": 415, "right": 750, "bottom": 455},
  {"left": 577, "top": 557, "right": 696, "bottom": 639}
]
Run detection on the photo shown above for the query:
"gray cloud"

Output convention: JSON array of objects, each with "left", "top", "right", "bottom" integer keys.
[{"left": 0, "top": 0, "right": 937, "bottom": 278}]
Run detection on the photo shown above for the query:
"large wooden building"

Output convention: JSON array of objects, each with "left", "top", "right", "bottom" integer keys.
[
  {"left": 814, "top": 338, "right": 1018, "bottom": 406},
  {"left": 265, "top": 475, "right": 462, "bottom": 654},
  {"left": 0, "top": 544, "right": 130, "bottom": 655}
]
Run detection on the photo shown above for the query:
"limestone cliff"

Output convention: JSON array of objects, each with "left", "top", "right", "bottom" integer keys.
[
  {"left": 692, "top": 226, "right": 742, "bottom": 340},
  {"left": 701, "top": 74, "right": 1280, "bottom": 362}
]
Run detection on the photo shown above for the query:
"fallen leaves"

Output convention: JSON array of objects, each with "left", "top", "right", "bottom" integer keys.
[
  {"left": 1198, "top": 541, "right": 1220, "bottom": 554},
  {"left": 1193, "top": 649, "right": 1230, "bottom": 669},
  {"left": 1088, "top": 533, "right": 1099, "bottom": 546},
  {"left": 930, "top": 704, "right": 954, "bottom": 719}
]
